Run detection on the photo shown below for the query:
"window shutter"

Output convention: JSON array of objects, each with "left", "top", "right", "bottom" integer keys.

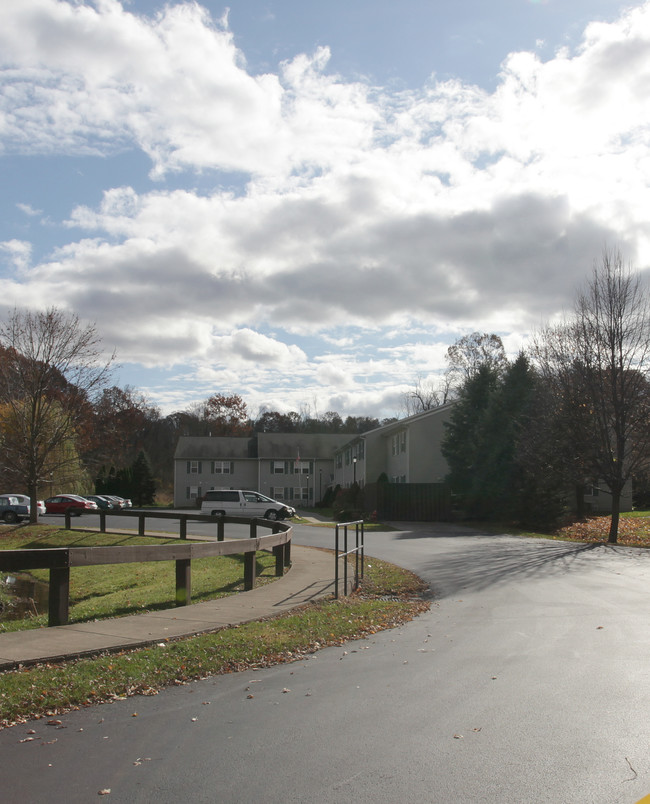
[{"left": 186, "top": 461, "right": 190, "bottom": 473}]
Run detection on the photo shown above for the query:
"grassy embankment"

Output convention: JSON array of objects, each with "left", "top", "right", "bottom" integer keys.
[{"left": 0, "top": 524, "right": 428, "bottom": 728}]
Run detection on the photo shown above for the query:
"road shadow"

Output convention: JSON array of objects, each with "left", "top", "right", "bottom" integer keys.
[{"left": 420, "top": 538, "right": 606, "bottom": 599}]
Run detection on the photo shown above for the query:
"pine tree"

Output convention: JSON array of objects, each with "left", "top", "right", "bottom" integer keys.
[
  {"left": 442, "top": 364, "right": 499, "bottom": 512},
  {"left": 131, "top": 450, "right": 156, "bottom": 507}
]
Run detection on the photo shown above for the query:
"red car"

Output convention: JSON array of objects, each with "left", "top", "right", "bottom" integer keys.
[{"left": 44, "top": 494, "right": 98, "bottom": 516}]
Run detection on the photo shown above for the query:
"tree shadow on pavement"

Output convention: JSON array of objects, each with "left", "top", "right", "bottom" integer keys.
[{"left": 424, "top": 539, "right": 606, "bottom": 599}]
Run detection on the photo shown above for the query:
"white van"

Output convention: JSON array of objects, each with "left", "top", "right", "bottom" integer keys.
[{"left": 201, "top": 489, "right": 296, "bottom": 521}]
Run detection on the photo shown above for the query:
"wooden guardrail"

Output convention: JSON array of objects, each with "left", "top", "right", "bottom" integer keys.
[
  {"left": 0, "top": 515, "right": 291, "bottom": 627},
  {"left": 65, "top": 507, "right": 242, "bottom": 541}
]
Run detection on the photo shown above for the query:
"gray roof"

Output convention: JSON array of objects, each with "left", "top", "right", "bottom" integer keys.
[
  {"left": 174, "top": 437, "right": 255, "bottom": 460},
  {"left": 174, "top": 433, "right": 351, "bottom": 461},
  {"left": 257, "top": 432, "right": 350, "bottom": 459}
]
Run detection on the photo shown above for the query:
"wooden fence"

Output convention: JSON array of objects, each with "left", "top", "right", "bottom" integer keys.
[
  {"left": 0, "top": 514, "right": 291, "bottom": 627},
  {"left": 363, "top": 482, "right": 452, "bottom": 521}
]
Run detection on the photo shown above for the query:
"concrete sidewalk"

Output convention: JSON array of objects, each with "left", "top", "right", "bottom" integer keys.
[{"left": 0, "top": 545, "right": 336, "bottom": 670}]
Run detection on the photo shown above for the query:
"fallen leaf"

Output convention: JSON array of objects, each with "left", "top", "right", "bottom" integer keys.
[{"left": 98, "top": 789, "right": 111, "bottom": 796}]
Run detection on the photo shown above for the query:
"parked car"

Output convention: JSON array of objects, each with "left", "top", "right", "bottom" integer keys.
[
  {"left": 0, "top": 495, "right": 30, "bottom": 523},
  {"left": 84, "top": 495, "right": 115, "bottom": 510},
  {"left": 101, "top": 495, "right": 132, "bottom": 508},
  {"left": 3, "top": 494, "right": 45, "bottom": 516},
  {"left": 200, "top": 489, "right": 296, "bottom": 520},
  {"left": 44, "top": 495, "right": 99, "bottom": 516}
]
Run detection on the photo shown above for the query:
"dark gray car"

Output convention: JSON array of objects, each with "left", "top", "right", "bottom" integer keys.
[{"left": 0, "top": 494, "right": 30, "bottom": 523}]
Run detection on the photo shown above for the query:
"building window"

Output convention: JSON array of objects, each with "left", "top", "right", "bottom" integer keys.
[
  {"left": 294, "top": 487, "right": 309, "bottom": 501},
  {"left": 345, "top": 449, "right": 351, "bottom": 465},
  {"left": 272, "top": 487, "right": 285, "bottom": 500},
  {"left": 295, "top": 460, "right": 311, "bottom": 474},
  {"left": 358, "top": 441, "right": 365, "bottom": 459},
  {"left": 336, "top": 454, "right": 342, "bottom": 469},
  {"left": 272, "top": 461, "right": 285, "bottom": 474},
  {"left": 187, "top": 486, "right": 199, "bottom": 499},
  {"left": 400, "top": 431, "right": 406, "bottom": 453},
  {"left": 391, "top": 435, "right": 397, "bottom": 456},
  {"left": 211, "top": 460, "right": 232, "bottom": 474},
  {"left": 187, "top": 460, "right": 202, "bottom": 474}
]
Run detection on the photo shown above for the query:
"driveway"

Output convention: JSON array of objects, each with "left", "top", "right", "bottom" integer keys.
[{"left": 1, "top": 522, "right": 650, "bottom": 803}]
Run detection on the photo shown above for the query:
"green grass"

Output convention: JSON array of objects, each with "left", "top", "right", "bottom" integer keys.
[
  {"left": 0, "top": 525, "right": 276, "bottom": 632},
  {"left": 0, "top": 558, "right": 429, "bottom": 728}
]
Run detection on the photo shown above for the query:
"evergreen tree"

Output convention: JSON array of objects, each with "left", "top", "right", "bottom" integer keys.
[
  {"left": 442, "top": 364, "right": 499, "bottom": 511},
  {"left": 130, "top": 450, "right": 156, "bottom": 507},
  {"left": 470, "top": 353, "right": 536, "bottom": 519}
]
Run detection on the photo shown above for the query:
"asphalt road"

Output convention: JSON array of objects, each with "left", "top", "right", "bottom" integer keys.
[{"left": 2, "top": 520, "right": 650, "bottom": 803}]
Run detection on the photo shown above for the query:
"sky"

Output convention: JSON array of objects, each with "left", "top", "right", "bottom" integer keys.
[{"left": 1, "top": 0, "right": 649, "bottom": 420}]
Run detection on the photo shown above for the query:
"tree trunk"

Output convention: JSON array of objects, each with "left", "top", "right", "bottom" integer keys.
[
  {"left": 608, "top": 487, "right": 622, "bottom": 544},
  {"left": 575, "top": 483, "right": 586, "bottom": 520}
]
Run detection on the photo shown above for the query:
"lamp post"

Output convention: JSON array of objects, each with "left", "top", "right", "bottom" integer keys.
[
  {"left": 319, "top": 468, "right": 322, "bottom": 503},
  {"left": 353, "top": 456, "right": 357, "bottom": 485}
]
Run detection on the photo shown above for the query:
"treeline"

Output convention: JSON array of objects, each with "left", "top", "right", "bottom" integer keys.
[
  {"left": 442, "top": 249, "right": 650, "bottom": 543},
  {"left": 0, "top": 324, "right": 395, "bottom": 505}
]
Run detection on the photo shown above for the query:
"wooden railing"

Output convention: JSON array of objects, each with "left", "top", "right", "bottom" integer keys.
[{"left": 0, "top": 515, "right": 291, "bottom": 627}]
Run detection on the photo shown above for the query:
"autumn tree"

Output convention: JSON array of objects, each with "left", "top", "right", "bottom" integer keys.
[
  {"left": 201, "top": 393, "right": 251, "bottom": 436},
  {"left": 83, "top": 385, "right": 155, "bottom": 475},
  {"left": 0, "top": 308, "right": 113, "bottom": 521}
]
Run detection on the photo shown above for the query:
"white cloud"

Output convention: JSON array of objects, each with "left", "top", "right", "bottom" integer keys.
[
  {"left": 0, "top": 239, "right": 32, "bottom": 272},
  {"left": 2, "top": 1, "right": 650, "bottom": 416}
]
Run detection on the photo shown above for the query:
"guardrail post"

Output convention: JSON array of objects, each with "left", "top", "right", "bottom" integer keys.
[
  {"left": 64, "top": 510, "right": 71, "bottom": 530},
  {"left": 48, "top": 567, "right": 70, "bottom": 626},
  {"left": 284, "top": 540, "right": 291, "bottom": 567},
  {"left": 138, "top": 513, "right": 145, "bottom": 537},
  {"left": 217, "top": 519, "right": 225, "bottom": 541},
  {"left": 244, "top": 551, "right": 256, "bottom": 590},
  {"left": 273, "top": 544, "right": 285, "bottom": 576},
  {"left": 99, "top": 511, "right": 106, "bottom": 533},
  {"left": 179, "top": 516, "right": 187, "bottom": 540},
  {"left": 249, "top": 520, "right": 257, "bottom": 539},
  {"left": 175, "top": 559, "right": 191, "bottom": 605}
]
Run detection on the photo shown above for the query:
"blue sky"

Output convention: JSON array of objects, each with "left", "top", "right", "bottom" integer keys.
[{"left": 1, "top": 0, "right": 647, "bottom": 419}]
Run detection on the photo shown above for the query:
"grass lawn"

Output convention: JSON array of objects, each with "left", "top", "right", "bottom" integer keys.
[
  {"left": 0, "top": 556, "right": 429, "bottom": 728},
  {"left": 0, "top": 525, "right": 277, "bottom": 633}
]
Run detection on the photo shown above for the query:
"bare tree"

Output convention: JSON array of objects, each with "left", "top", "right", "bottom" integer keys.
[
  {"left": 445, "top": 332, "right": 508, "bottom": 396},
  {"left": 402, "top": 375, "right": 447, "bottom": 416},
  {"left": 532, "top": 249, "right": 650, "bottom": 542},
  {"left": 0, "top": 307, "right": 114, "bottom": 522}
]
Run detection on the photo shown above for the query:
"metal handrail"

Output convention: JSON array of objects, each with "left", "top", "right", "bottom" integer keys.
[{"left": 334, "top": 520, "right": 364, "bottom": 599}]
